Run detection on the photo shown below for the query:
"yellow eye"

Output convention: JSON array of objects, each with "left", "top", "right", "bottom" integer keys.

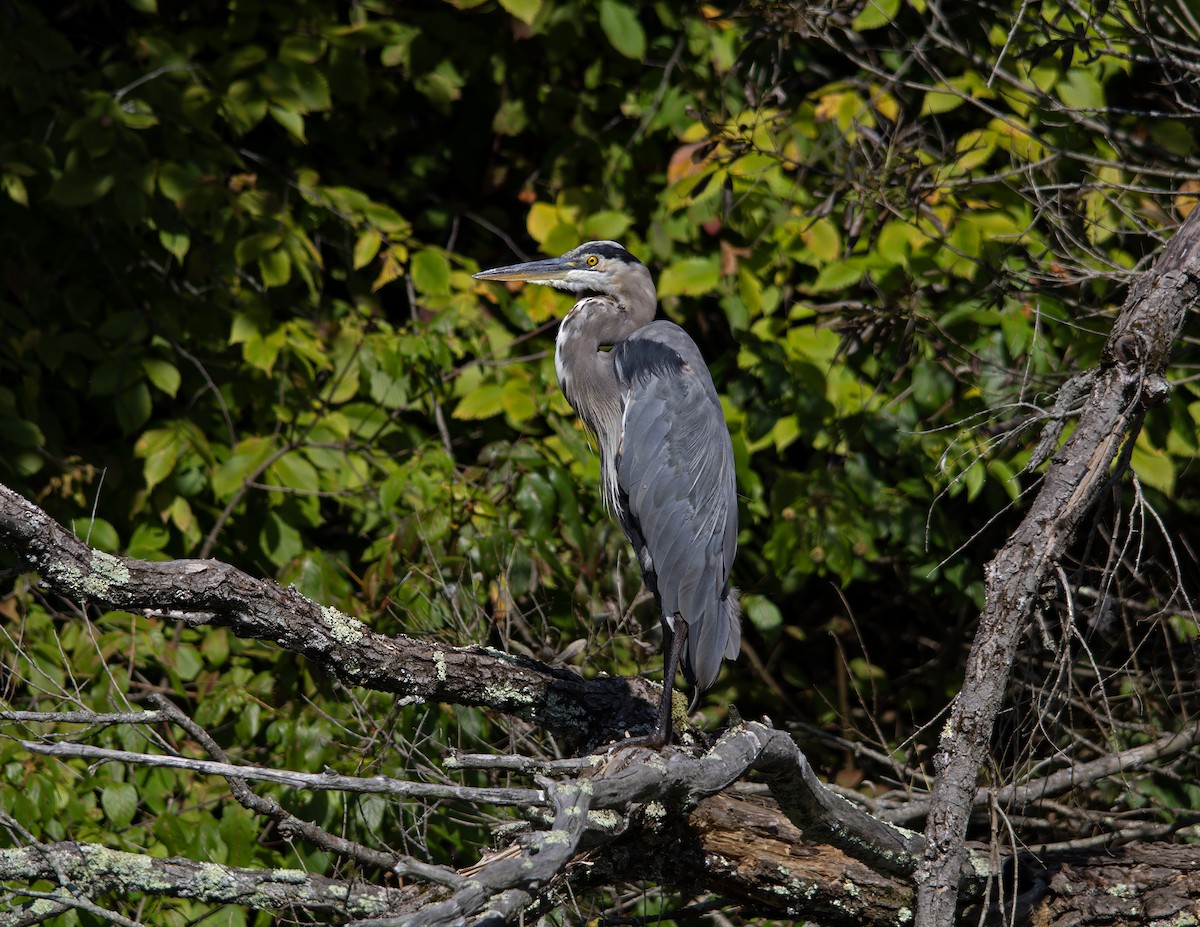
[{"left": 586, "top": 255, "right": 599, "bottom": 267}]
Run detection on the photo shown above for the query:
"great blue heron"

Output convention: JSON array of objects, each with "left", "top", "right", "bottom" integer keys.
[{"left": 474, "top": 240, "right": 740, "bottom": 747}]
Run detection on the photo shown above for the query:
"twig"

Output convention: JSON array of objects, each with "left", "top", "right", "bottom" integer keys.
[
  {"left": 444, "top": 750, "right": 596, "bottom": 776},
  {"left": 22, "top": 739, "right": 546, "bottom": 807},
  {"left": 147, "top": 696, "right": 464, "bottom": 889},
  {"left": 0, "top": 710, "right": 168, "bottom": 726}
]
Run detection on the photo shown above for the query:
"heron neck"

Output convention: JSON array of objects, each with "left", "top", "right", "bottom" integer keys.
[
  {"left": 554, "top": 299, "right": 637, "bottom": 512},
  {"left": 556, "top": 324, "right": 622, "bottom": 435}
]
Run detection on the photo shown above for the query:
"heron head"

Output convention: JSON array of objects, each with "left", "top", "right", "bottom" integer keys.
[{"left": 473, "top": 241, "right": 656, "bottom": 318}]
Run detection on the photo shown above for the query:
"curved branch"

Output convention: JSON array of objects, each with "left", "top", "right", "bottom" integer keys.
[
  {"left": 347, "top": 777, "right": 594, "bottom": 927},
  {"left": 0, "top": 482, "right": 658, "bottom": 747}
]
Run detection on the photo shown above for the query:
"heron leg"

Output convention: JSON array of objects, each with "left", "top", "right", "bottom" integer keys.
[
  {"left": 609, "top": 620, "right": 684, "bottom": 751},
  {"left": 652, "top": 621, "right": 685, "bottom": 746}
]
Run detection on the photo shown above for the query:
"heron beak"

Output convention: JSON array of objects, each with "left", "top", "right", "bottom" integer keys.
[{"left": 472, "top": 256, "right": 574, "bottom": 286}]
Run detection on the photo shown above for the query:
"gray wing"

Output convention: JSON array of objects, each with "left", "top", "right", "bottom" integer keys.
[{"left": 612, "top": 320, "right": 739, "bottom": 691}]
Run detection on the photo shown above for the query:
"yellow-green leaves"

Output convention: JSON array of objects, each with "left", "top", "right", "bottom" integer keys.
[
  {"left": 919, "top": 72, "right": 994, "bottom": 117},
  {"left": 799, "top": 217, "right": 841, "bottom": 263},
  {"left": 454, "top": 375, "right": 540, "bottom": 427},
  {"left": 851, "top": 0, "right": 900, "bottom": 31},
  {"left": 499, "top": 0, "right": 542, "bottom": 25},
  {"left": 353, "top": 229, "right": 383, "bottom": 269},
  {"left": 527, "top": 197, "right": 634, "bottom": 256},
  {"left": 1130, "top": 433, "right": 1175, "bottom": 496}
]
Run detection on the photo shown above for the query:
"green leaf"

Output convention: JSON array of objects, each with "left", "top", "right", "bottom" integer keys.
[
  {"left": 101, "top": 782, "right": 138, "bottom": 828},
  {"left": 515, "top": 472, "right": 556, "bottom": 537},
  {"left": 414, "top": 60, "right": 464, "bottom": 113},
  {"left": 954, "top": 129, "right": 997, "bottom": 173},
  {"left": 136, "top": 428, "right": 180, "bottom": 491},
  {"left": 223, "top": 79, "right": 269, "bottom": 134},
  {"left": 280, "top": 549, "right": 353, "bottom": 604},
  {"left": 201, "top": 628, "right": 230, "bottom": 667},
  {"left": 126, "top": 523, "right": 169, "bottom": 560},
  {"left": 115, "top": 382, "right": 153, "bottom": 434},
  {"left": 157, "top": 161, "right": 198, "bottom": 205},
  {"left": 454, "top": 384, "right": 505, "bottom": 420},
  {"left": 142, "top": 359, "right": 181, "bottom": 397},
  {"left": 502, "top": 378, "right": 537, "bottom": 424},
  {"left": 159, "top": 229, "right": 190, "bottom": 261},
  {"left": 280, "top": 36, "right": 326, "bottom": 64},
  {"left": 526, "top": 203, "right": 560, "bottom": 245},
  {"left": 259, "top": 249, "right": 292, "bottom": 287},
  {"left": 269, "top": 451, "right": 321, "bottom": 493},
  {"left": 582, "top": 211, "right": 632, "bottom": 242},
  {"left": 911, "top": 360, "right": 954, "bottom": 411},
  {"left": 212, "top": 437, "right": 275, "bottom": 499},
  {"left": 3, "top": 174, "right": 29, "bottom": 206},
  {"left": 270, "top": 105, "right": 306, "bottom": 141},
  {"left": 744, "top": 595, "right": 783, "bottom": 633},
  {"left": 1057, "top": 69, "right": 1105, "bottom": 111},
  {"left": 411, "top": 249, "right": 451, "bottom": 296},
  {"left": 800, "top": 217, "right": 841, "bottom": 262},
  {"left": 378, "top": 471, "right": 406, "bottom": 511},
  {"left": 170, "top": 643, "right": 205, "bottom": 681},
  {"left": 235, "top": 232, "right": 283, "bottom": 267},
  {"left": 261, "top": 509, "right": 303, "bottom": 566},
  {"left": 261, "top": 61, "right": 332, "bottom": 113},
  {"left": 921, "top": 87, "right": 964, "bottom": 116},
  {"left": 598, "top": 0, "right": 646, "bottom": 60},
  {"left": 492, "top": 98, "right": 528, "bottom": 136},
  {"left": 1130, "top": 437, "right": 1175, "bottom": 496},
  {"left": 361, "top": 201, "right": 410, "bottom": 234},
  {"left": 168, "top": 496, "right": 196, "bottom": 536},
  {"left": 81, "top": 518, "right": 120, "bottom": 552},
  {"left": 808, "top": 257, "right": 868, "bottom": 293},
  {"left": 372, "top": 248, "right": 404, "bottom": 292},
  {"left": 0, "top": 416, "right": 45, "bottom": 449},
  {"left": 658, "top": 256, "right": 719, "bottom": 297}
]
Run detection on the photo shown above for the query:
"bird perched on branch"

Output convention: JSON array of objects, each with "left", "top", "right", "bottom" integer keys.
[{"left": 474, "top": 241, "right": 740, "bottom": 747}]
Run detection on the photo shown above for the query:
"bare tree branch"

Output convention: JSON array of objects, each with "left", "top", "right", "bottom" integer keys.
[
  {"left": 21, "top": 739, "right": 547, "bottom": 807},
  {"left": 0, "top": 482, "right": 659, "bottom": 748},
  {"left": 916, "top": 206, "right": 1200, "bottom": 926},
  {"left": 0, "top": 842, "right": 413, "bottom": 919}
]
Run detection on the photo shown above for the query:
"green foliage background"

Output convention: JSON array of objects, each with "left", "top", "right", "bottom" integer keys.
[{"left": 1, "top": 0, "right": 1198, "bottom": 922}]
